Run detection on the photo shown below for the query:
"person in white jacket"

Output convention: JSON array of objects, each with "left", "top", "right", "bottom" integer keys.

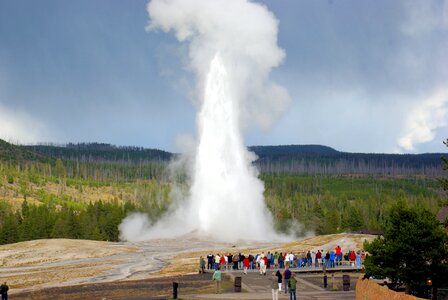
[
  {"left": 259, "top": 252, "right": 267, "bottom": 275},
  {"left": 284, "top": 253, "right": 290, "bottom": 268},
  {"left": 288, "top": 253, "right": 295, "bottom": 268}
]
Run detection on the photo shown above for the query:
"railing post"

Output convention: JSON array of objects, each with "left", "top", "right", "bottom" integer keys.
[
  {"left": 323, "top": 264, "right": 327, "bottom": 288},
  {"left": 234, "top": 276, "right": 242, "bottom": 292},
  {"left": 173, "top": 282, "right": 178, "bottom": 299},
  {"left": 343, "top": 275, "right": 350, "bottom": 291}
]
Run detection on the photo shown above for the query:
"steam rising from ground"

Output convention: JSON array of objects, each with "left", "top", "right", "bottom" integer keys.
[{"left": 119, "top": 0, "right": 290, "bottom": 242}]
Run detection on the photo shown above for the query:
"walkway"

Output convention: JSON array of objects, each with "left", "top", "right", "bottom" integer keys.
[{"left": 182, "top": 271, "right": 357, "bottom": 300}]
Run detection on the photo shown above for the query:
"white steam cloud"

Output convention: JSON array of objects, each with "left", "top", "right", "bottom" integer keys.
[
  {"left": 398, "top": 89, "right": 448, "bottom": 151},
  {"left": 146, "top": 0, "right": 290, "bottom": 129},
  {"left": 119, "top": 0, "right": 290, "bottom": 242},
  {"left": 0, "top": 104, "right": 47, "bottom": 144}
]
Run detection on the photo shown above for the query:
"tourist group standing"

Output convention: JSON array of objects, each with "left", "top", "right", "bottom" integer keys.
[
  {"left": 202, "top": 246, "right": 363, "bottom": 299},
  {"left": 202, "top": 246, "right": 364, "bottom": 273}
]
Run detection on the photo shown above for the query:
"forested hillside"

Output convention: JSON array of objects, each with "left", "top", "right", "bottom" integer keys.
[
  {"left": 0, "top": 139, "right": 50, "bottom": 164},
  {"left": 26, "top": 143, "right": 172, "bottom": 163},
  {"left": 250, "top": 145, "right": 445, "bottom": 176},
  {"left": 0, "top": 139, "right": 446, "bottom": 244},
  {"left": 2, "top": 141, "right": 445, "bottom": 179}
]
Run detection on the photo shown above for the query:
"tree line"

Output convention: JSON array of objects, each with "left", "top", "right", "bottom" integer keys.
[
  {"left": 2, "top": 140, "right": 447, "bottom": 182},
  {"left": 252, "top": 145, "right": 445, "bottom": 177},
  {"left": 0, "top": 200, "right": 136, "bottom": 244}
]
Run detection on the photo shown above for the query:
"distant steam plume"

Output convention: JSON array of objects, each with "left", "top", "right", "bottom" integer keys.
[
  {"left": 0, "top": 104, "right": 47, "bottom": 144},
  {"left": 119, "top": 0, "right": 290, "bottom": 242},
  {"left": 398, "top": 89, "right": 448, "bottom": 151}
]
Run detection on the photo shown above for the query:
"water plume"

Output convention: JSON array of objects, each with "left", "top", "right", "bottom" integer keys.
[{"left": 119, "top": 0, "right": 290, "bottom": 242}]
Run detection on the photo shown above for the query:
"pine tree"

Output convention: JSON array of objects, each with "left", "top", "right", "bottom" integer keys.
[
  {"left": 364, "top": 202, "right": 448, "bottom": 298},
  {"left": 0, "top": 214, "right": 19, "bottom": 244},
  {"left": 312, "top": 201, "right": 326, "bottom": 234},
  {"left": 342, "top": 207, "right": 364, "bottom": 231},
  {"left": 55, "top": 158, "right": 67, "bottom": 179}
]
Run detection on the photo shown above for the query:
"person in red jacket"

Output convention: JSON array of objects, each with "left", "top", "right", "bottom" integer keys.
[
  {"left": 349, "top": 250, "right": 356, "bottom": 266},
  {"left": 335, "top": 245, "right": 342, "bottom": 266},
  {"left": 243, "top": 256, "right": 250, "bottom": 274},
  {"left": 315, "top": 250, "right": 322, "bottom": 267},
  {"left": 219, "top": 254, "right": 226, "bottom": 270}
]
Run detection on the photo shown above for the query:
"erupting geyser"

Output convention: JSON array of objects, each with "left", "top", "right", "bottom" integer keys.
[
  {"left": 119, "top": 0, "right": 291, "bottom": 242},
  {"left": 189, "top": 53, "right": 273, "bottom": 240}
]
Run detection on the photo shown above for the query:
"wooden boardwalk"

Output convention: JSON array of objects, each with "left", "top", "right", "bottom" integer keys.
[
  {"left": 183, "top": 270, "right": 358, "bottom": 299},
  {"left": 216, "top": 264, "right": 363, "bottom": 274}
]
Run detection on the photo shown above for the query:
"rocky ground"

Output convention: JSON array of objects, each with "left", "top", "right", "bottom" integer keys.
[{"left": 0, "top": 233, "right": 375, "bottom": 298}]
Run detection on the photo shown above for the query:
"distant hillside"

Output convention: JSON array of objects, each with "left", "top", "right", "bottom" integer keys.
[
  {"left": 0, "top": 140, "right": 170, "bottom": 181},
  {"left": 25, "top": 142, "right": 173, "bottom": 163},
  {"left": 0, "top": 139, "right": 50, "bottom": 164},
  {"left": 250, "top": 144, "right": 446, "bottom": 177},
  {"left": 1, "top": 140, "right": 446, "bottom": 177},
  {"left": 250, "top": 144, "right": 340, "bottom": 156}
]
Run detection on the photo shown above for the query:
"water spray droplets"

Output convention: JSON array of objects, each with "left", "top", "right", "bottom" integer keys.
[{"left": 188, "top": 54, "right": 275, "bottom": 241}]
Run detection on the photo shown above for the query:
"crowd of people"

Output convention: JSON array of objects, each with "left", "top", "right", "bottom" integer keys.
[
  {"left": 209, "top": 264, "right": 298, "bottom": 299},
  {"left": 200, "top": 246, "right": 365, "bottom": 300},
  {"left": 199, "top": 245, "right": 365, "bottom": 274}
]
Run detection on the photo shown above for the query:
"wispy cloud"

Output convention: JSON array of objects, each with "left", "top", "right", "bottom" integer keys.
[
  {"left": 398, "top": 89, "right": 448, "bottom": 151},
  {"left": 0, "top": 103, "right": 47, "bottom": 144}
]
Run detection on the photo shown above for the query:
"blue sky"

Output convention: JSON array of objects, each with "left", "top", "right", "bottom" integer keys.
[{"left": 0, "top": 0, "right": 447, "bottom": 153}]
